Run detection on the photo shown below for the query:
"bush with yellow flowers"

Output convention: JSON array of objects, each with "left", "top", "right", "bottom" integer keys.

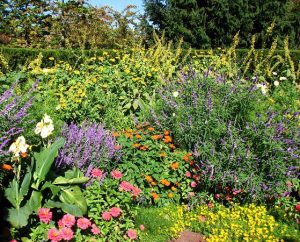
[{"left": 116, "top": 123, "right": 197, "bottom": 206}]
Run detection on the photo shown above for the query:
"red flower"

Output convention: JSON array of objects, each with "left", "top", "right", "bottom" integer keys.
[{"left": 295, "top": 204, "right": 300, "bottom": 213}]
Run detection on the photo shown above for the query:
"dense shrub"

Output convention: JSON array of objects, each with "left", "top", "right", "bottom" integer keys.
[{"left": 144, "top": 70, "right": 299, "bottom": 203}]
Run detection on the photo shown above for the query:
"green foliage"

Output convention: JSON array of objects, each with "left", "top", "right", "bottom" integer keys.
[
  {"left": 84, "top": 179, "right": 138, "bottom": 241},
  {"left": 144, "top": 0, "right": 300, "bottom": 49},
  {"left": 117, "top": 125, "right": 193, "bottom": 206}
]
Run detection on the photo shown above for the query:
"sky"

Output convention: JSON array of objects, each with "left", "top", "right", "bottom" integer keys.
[{"left": 89, "top": 0, "right": 144, "bottom": 12}]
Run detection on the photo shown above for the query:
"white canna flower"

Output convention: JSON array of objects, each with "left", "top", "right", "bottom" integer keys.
[
  {"left": 9, "top": 136, "right": 29, "bottom": 157},
  {"left": 35, "top": 114, "right": 54, "bottom": 138}
]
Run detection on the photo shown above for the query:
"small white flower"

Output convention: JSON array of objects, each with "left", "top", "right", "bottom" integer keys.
[
  {"left": 35, "top": 114, "right": 54, "bottom": 138},
  {"left": 279, "top": 76, "right": 287, "bottom": 81},
  {"left": 172, "top": 113, "right": 176, "bottom": 117},
  {"left": 9, "top": 136, "right": 29, "bottom": 157},
  {"left": 274, "top": 81, "right": 280, "bottom": 87},
  {"left": 55, "top": 105, "right": 61, "bottom": 110},
  {"left": 272, "top": 72, "right": 278, "bottom": 76},
  {"left": 172, "top": 91, "right": 179, "bottom": 98}
]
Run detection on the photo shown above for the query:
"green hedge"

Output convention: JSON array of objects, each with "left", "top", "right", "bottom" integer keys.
[{"left": 1, "top": 47, "right": 299, "bottom": 71}]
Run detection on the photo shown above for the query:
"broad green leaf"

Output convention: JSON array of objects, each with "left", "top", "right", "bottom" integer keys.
[
  {"left": 27, "top": 191, "right": 42, "bottom": 212},
  {"left": 123, "top": 103, "right": 131, "bottom": 109},
  {"left": 59, "top": 186, "right": 87, "bottom": 215},
  {"left": 52, "top": 176, "right": 89, "bottom": 185},
  {"left": 20, "top": 167, "right": 32, "bottom": 198},
  {"left": 33, "top": 138, "right": 65, "bottom": 188},
  {"left": 7, "top": 206, "right": 31, "bottom": 228},
  {"left": 5, "top": 179, "right": 19, "bottom": 208},
  {"left": 45, "top": 200, "right": 83, "bottom": 217}
]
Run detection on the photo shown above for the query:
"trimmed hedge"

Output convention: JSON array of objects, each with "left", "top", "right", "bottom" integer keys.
[{"left": 0, "top": 47, "right": 299, "bottom": 71}]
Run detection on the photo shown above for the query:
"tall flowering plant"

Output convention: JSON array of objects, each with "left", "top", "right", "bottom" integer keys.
[
  {"left": 0, "top": 81, "right": 37, "bottom": 193},
  {"left": 55, "top": 121, "right": 122, "bottom": 177}
]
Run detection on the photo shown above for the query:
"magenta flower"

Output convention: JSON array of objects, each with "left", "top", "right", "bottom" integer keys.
[
  {"left": 91, "top": 168, "right": 103, "bottom": 178},
  {"left": 47, "top": 228, "right": 62, "bottom": 242},
  {"left": 61, "top": 214, "right": 76, "bottom": 228},
  {"left": 127, "top": 229, "right": 138, "bottom": 240},
  {"left": 110, "top": 207, "right": 122, "bottom": 217},
  {"left": 102, "top": 211, "right": 112, "bottom": 221},
  {"left": 60, "top": 227, "right": 74, "bottom": 241},
  {"left": 140, "top": 224, "right": 145, "bottom": 231},
  {"left": 111, "top": 169, "right": 123, "bottom": 179},
  {"left": 38, "top": 208, "right": 52, "bottom": 224},
  {"left": 91, "top": 224, "right": 101, "bottom": 235},
  {"left": 120, "top": 181, "right": 134, "bottom": 191},
  {"left": 191, "top": 181, "right": 197, "bottom": 188},
  {"left": 77, "top": 217, "right": 92, "bottom": 230}
]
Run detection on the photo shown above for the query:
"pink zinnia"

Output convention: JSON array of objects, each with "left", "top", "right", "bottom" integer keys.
[
  {"left": 60, "top": 227, "right": 74, "bottom": 241},
  {"left": 191, "top": 181, "right": 197, "bottom": 188},
  {"left": 91, "top": 224, "right": 101, "bottom": 235},
  {"left": 120, "top": 181, "right": 133, "bottom": 191},
  {"left": 38, "top": 208, "right": 52, "bottom": 224},
  {"left": 77, "top": 217, "right": 91, "bottom": 230},
  {"left": 132, "top": 186, "right": 141, "bottom": 196},
  {"left": 185, "top": 171, "right": 191, "bottom": 177},
  {"left": 91, "top": 168, "right": 103, "bottom": 178},
  {"left": 111, "top": 170, "right": 122, "bottom": 179},
  {"left": 102, "top": 211, "right": 112, "bottom": 221},
  {"left": 10, "top": 240, "right": 17, "bottom": 242},
  {"left": 127, "top": 229, "right": 138, "bottom": 240},
  {"left": 47, "top": 228, "right": 62, "bottom": 242},
  {"left": 61, "top": 214, "right": 76, "bottom": 228},
  {"left": 110, "top": 207, "right": 122, "bottom": 217},
  {"left": 139, "top": 224, "right": 145, "bottom": 231}
]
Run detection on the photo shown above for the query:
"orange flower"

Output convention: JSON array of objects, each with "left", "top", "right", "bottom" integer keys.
[
  {"left": 125, "top": 133, "right": 133, "bottom": 139},
  {"left": 151, "top": 134, "right": 162, "bottom": 140},
  {"left": 159, "top": 153, "right": 167, "bottom": 158},
  {"left": 151, "top": 181, "right": 157, "bottom": 186},
  {"left": 170, "top": 162, "right": 179, "bottom": 170},
  {"left": 2, "top": 164, "right": 13, "bottom": 171},
  {"left": 140, "top": 145, "right": 148, "bottom": 151},
  {"left": 183, "top": 153, "right": 192, "bottom": 162},
  {"left": 135, "top": 134, "right": 142, "bottom": 139},
  {"left": 148, "top": 127, "right": 155, "bottom": 132},
  {"left": 167, "top": 192, "right": 174, "bottom": 198},
  {"left": 163, "top": 136, "right": 172, "bottom": 143},
  {"left": 145, "top": 175, "right": 153, "bottom": 182},
  {"left": 151, "top": 192, "right": 159, "bottom": 200},
  {"left": 133, "top": 143, "right": 141, "bottom": 149},
  {"left": 169, "top": 144, "right": 176, "bottom": 149},
  {"left": 189, "top": 161, "right": 194, "bottom": 166},
  {"left": 112, "top": 132, "right": 119, "bottom": 137},
  {"left": 20, "top": 152, "right": 28, "bottom": 158},
  {"left": 171, "top": 186, "right": 177, "bottom": 191},
  {"left": 160, "top": 179, "right": 170, "bottom": 186},
  {"left": 114, "top": 145, "right": 121, "bottom": 150},
  {"left": 126, "top": 129, "right": 133, "bottom": 133},
  {"left": 164, "top": 130, "right": 170, "bottom": 136}
]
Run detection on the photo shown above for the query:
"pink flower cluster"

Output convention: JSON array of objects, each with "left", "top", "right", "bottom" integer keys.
[
  {"left": 91, "top": 168, "right": 104, "bottom": 178},
  {"left": 120, "top": 181, "right": 141, "bottom": 196},
  {"left": 37, "top": 208, "right": 100, "bottom": 242},
  {"left": 102, "top": 207, "right": 122, "bottom": 221},
  {"left": 111, "top": 169, "right": 123, "bottom": 179}
]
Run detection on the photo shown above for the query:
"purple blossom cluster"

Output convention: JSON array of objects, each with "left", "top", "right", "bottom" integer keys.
[
  {"left": 0, "top": 81, "right": 37, "bottom": 157},
  {"left": 55, "top": 122, "right": 122, "bottom": 177}
]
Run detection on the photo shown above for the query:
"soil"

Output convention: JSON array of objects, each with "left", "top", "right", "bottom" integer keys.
[{"left": 169, "top": 230, "right": 206, "bottom": 242}]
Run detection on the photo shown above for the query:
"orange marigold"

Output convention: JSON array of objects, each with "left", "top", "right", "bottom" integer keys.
[
  {"left": 163, "top": 136, "right": 172, "bottom": 143},
  {"left": 151, "top": 181, "right": 157, "bottom": 186},
  {"left": 133, "top": 143, "right": 141, "bottom": 148},
  {"left": 169, "top": 144, "right": 176, "bottom": 149},
  {"left": 170, "top": 162, "right": 179, "bottom": 170},
  {"left": 167, "top": 192, "right": 174, "bottom": 198},
  {"left": 135, "top": 134, "right": 142, "bottom": 139},
  {"left": 112, "top": 132, "right": 119, "bottom": 137},
  {"left": 148, "top": 127, "right": 155, "bottom": 132},
  {"left": 151, "top": 134, "right": 162, "bottom": 140},
  {"left": 159, "top": 153, "right": 167, "bottom": 158},
  {"left": 151, "top": 192, "right": 159, "bottom": 200},
  {"left": 164, "top": 130, "right": 170, "bottom": 136},
  {"left": 171, "top": 186, "right": 177, "bottom": 191},
  {"left": 145, "top": 175, "right": 153, "bottom": 182},
  {"left": 140, "top": 145, "right": 148, "bottom": 151},
  {"left": 2, "top": 164, "right": 13, "bottom": 171},
  {"left": 161, "top": 179, "right": 170, "bottom": 186}
]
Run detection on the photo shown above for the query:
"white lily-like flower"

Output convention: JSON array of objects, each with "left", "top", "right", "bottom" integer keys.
[
  {"left": 279, "top": 77, "right": 287, "bottom": 81},
  {"left": 274, "top": 81, "right": 280, "bottom": 87},
  {"left": 272, "top": 72, "right": 278, "bottom": 76},
  {"left": 35, "top": 114, "right": 54, "bottom": 138},
  {"left": 9, "top": 136, "right": 29, "bottom": 157}
]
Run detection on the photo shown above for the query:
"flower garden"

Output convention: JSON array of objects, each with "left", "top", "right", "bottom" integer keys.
[{"left": 0, "top": 34, "right": 300, "bottom": 242}]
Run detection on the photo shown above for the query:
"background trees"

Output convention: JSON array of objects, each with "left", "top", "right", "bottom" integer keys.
[{"left": 143, "top": 0, "right": 300, "bottom": 49}]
